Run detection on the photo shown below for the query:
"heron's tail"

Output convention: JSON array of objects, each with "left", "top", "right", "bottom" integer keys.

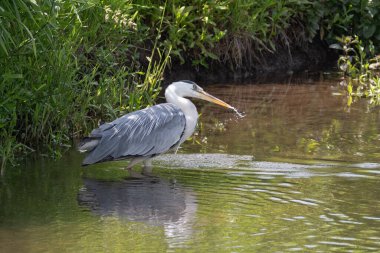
[{"left": 77, "top": 137, "right": 100, "bottom": 153}]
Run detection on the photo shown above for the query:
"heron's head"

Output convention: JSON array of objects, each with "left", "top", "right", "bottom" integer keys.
[{"left": 166, "top": 80, "right": 233, "bottom": 109}]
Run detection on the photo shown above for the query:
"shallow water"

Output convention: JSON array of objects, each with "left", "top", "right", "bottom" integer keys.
[{"left": 1, "top": 74, "right": 380, "bottom": 252}]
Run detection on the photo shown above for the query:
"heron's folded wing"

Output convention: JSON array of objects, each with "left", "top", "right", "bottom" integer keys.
[{"left": 82, "top": 103, "right": 186, "bottom": 165}]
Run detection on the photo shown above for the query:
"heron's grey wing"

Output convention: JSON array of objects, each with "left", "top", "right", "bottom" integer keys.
[{"left": 82, "top": 103, "right": 186, "bottom": 165}]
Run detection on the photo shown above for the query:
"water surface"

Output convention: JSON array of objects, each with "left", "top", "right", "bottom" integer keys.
[{"left": 1, "top": 74, "right": 380, "bottom": 252}]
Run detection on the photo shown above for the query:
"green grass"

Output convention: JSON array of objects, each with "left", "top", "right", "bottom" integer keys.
[
  {"left": 0, "top": 0, "right": 379, "bottom": 174},
  {"left": 0, "top": 0, "right": 169, "bottom": 173}
]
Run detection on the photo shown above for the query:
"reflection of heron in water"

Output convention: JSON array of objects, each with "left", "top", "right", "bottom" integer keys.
[
  {"left": 78, "top": 177, "right": 197, "bottom": 246},
  {"left": 78, "top": 80, "right": 233, "bottom": 175}
]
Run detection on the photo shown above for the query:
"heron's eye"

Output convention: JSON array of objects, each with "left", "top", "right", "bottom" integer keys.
[{"left": 193, "top": 84, "right": 197, "bottom": 91}]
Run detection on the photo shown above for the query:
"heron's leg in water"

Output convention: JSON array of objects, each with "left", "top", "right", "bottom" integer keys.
[
  {"left": 142, "top": 158, "right": 153, "bottom": 175},
  {"left": 124, "top": 157, "right": 145, "bottom": 178}
]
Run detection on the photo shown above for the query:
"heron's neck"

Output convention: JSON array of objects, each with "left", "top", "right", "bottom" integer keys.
[{"left": 165, "top": 90, "right": 198, "bottom": 142}]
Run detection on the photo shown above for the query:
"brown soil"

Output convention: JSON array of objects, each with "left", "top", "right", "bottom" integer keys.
[{"left": 164, "top": 40, "right": 338, "bottom": 85}]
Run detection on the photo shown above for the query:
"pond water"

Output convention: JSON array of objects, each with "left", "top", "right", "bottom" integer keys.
[{"left": 1, "top": 73, "right": 380, "bottom": 252}]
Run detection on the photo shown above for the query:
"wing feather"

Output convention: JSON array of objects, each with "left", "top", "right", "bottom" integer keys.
[{"left": 82, "top": 103, "right": 186, "bottom": 165}]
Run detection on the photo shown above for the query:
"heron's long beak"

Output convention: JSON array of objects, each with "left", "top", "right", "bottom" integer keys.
[{"left": 197, "top": 90, "right": 233, "bottom": 109}]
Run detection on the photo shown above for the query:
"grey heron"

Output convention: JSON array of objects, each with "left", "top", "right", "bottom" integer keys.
[{"left": 78, "top": 80, "right": 233, "bottom": 174}]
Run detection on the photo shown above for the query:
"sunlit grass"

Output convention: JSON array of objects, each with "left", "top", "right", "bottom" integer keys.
[{"left": 0, "top": 1, "right": 168, "bottom": 173}]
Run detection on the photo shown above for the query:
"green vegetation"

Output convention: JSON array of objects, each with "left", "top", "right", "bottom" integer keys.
[
  {"left": 0, "top": 0, "right": 170, "bottom": 172},
  {"left": 332, "top": 36, "right": 380, "bottom": 105},
  {"left": 1, "top": 0, "right": 379, "bottom": 173},
  {"left": 325, "top": 1, "right": 380, "bottom": 105}
]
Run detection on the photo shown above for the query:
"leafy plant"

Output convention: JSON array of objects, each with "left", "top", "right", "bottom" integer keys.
[
  {"left": 332, "top": 36, "right": 380, "bottom": 105},
  {"left": 0, "top": 0, "right": 170, "bottom": 173}
]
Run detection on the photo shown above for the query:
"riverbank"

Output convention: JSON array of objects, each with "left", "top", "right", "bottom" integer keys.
[
  {"left": 0, "top": 0, "right": 379, "bottom": 172},
  {"left": 165, "top": 39, "right": 337, "bottom": 84}
]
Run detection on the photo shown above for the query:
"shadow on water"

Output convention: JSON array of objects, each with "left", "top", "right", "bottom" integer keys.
[{"left": 78, "top": 177, "right": 197, "bottom": 247}]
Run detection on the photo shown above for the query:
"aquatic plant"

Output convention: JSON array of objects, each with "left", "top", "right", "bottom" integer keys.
[{"left": 332, "top": 36, "right": 380, "bottom": 105}]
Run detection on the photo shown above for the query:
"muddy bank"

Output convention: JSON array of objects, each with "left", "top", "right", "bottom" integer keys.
[{"left": 164, "top": 40, "right": 338, "bottom": 84}]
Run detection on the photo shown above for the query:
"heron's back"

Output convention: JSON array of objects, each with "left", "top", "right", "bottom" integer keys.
[{"left": 81, "top": 103, "right": 186, "bottom": 165}]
